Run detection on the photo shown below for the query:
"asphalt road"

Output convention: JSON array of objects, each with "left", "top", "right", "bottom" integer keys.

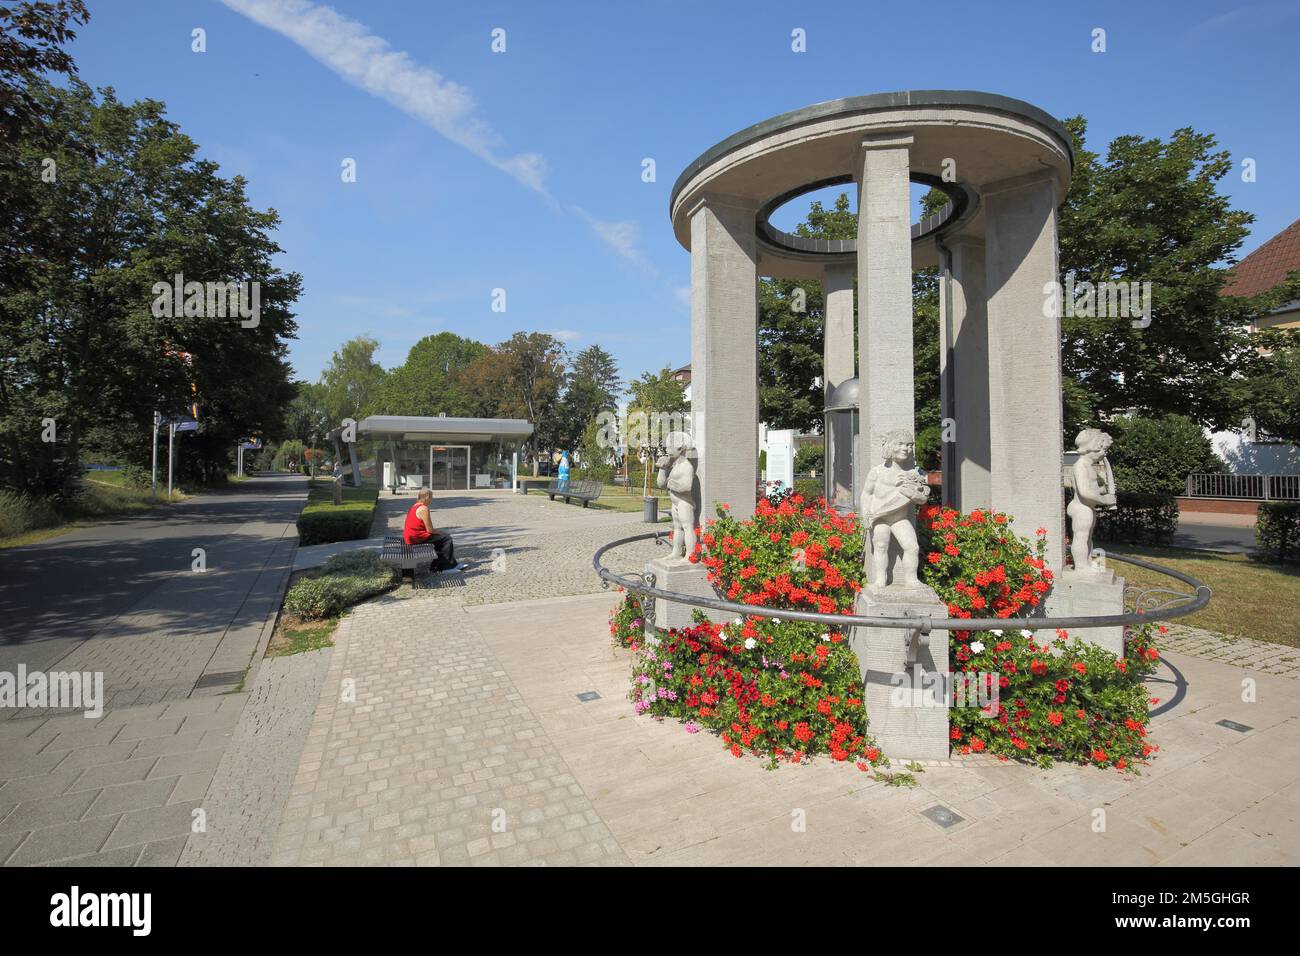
[{"left": 0, "top": 474, "right": 307, "bottom": 707}]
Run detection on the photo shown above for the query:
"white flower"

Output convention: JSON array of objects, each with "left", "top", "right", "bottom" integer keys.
[
  {"left": 1020, "top": 629, "right": 1033, "bottom": 638},
  {"left": 744, "top": 637, "right": 757, "bottom": 650},
  {"left": 970, "top": 640, "right": 986, "bottom": 654},
  {"left": 733, "top": 617, "right": 743, "bottom": 626},
  {"left": 821, "top": 633, "right": 831, "bottom": 642},
  {"left": 991, "top": 629, "right": 1003, "bottom": 638}
]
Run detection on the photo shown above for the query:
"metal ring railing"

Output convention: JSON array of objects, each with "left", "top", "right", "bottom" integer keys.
[{"left": 593, "top": 530, "right": 1211, "bottom": 634}]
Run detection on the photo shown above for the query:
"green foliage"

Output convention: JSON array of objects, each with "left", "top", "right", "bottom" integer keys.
[
  {"left": 1, "top": 64, "right": 301, "bottom": 495},
  {"left": 283, "top": 550, "right": 399, "bottom": 620},
  {"left": 608, "top": 591, "right": 647, "bottom": 650},
  {"left": 1234, "top": 328, "right": 1300, "bottom": 444},
  {"left": 295, "top": 482, "right": 377, "bottom": 546},
  {"left": 1094, "top": 491, "right": 1179, "bottom": 546},
  {"left": 918, "top": 506, "right": 1054, "bottom": 619},
  {"left": 632, "top": 494, "right": 884, "bottom": 768},
  {"left": 558, "top": 344, "right": 621, "bottom": 450},
  {"left": 949, "top": 624, "right": 1162, "bottom": 770},
  {"left": 794, "top": 442, "right": 823, "bottom": 474},
  {"left": 0, "top": 488, "right": 60, "bottom": 539},
  {"left": 1058, "top": 116, "right": 1300, "bottom": 428},
  {"left": 1254, "top": 501, "right": 1300, "bottom": 564},
  {"left": 318, "top": 336, "right": 387, "bottom": 426},
  {"left": 1107, "top": 414, "right": 1222, "bottom": 496},
  {"left": 372, "top": 332, "right": 487, "bottom": 419},
  {"left": 920, "top": 504, "right": 1160, "bottom": 771},
  {"left": 460, "top": 332, "right": 568, "bottom": 453}
]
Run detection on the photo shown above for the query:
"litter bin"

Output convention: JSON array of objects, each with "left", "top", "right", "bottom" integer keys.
[{"left": 642, "top": 496, "right": 659, "bottom": 523}]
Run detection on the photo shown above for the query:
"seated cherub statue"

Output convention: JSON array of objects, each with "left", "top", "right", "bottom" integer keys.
[{"left": 862, "top": 429, "right": 930, "bottom": 589}]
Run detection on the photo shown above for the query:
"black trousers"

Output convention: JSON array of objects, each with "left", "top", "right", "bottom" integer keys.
[{"left": 428, "top": 531, "right": 456, "bottom": 571}]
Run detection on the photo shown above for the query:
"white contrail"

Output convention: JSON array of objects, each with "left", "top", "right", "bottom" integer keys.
[{"left": 220, "top": 0, "right": 549, "bottom": 198}]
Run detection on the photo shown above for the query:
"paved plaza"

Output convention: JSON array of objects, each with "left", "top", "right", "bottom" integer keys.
[{"left": 3, "top": 490, "right": 1298, "bottom": 865}]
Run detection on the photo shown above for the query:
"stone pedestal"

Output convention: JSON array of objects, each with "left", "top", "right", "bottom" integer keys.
[
  {"left": 1046, "top": 568, "right": 1126, "bottom": 657},
  {"left": 850, "top": 584, "right": 950, "bottom": 761},
  {"left": 645, "top": 557, "right": 728, "bottom": 632}
]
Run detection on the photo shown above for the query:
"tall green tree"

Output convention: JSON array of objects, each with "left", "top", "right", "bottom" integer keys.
[
  {"left": 1058, "top": 116, "right": 1300, "bottom": 428},
  {"left": 317, "top": 336, "right": 386, "bottom": 427},
  {"left": 373, "top": 331, "right": 487, "bottom": 417},
  {"left": 1, "top": 76, "right": 300, "bottom": 492},
  {"left": 461, "top": 332, "right": 568, "bottom": 453},
  {"left": 558, "top": 343, "right": 620, "bottom": 449}
]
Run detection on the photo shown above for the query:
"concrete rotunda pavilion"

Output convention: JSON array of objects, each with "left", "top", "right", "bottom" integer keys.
[{"left": 670, "top": 90, "right": 1074, "bottom": 574}]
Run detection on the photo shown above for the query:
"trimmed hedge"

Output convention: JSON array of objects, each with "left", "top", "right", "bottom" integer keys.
[
  {"left": 283, "top": 550, "right": 399, "bottom": 619},
  {"left": 1092, "top": 490, "right": 1179, "bottom": 546},
  {"left": 1254, "top": 501, "right": 1300, "bottom": 564},
  {"left": 296, "top": 481, "right": 378, "bottom": 546}
]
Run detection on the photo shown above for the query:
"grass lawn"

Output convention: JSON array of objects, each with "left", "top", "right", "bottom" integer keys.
[
  {"left": 0, "top": 477, "right": 185, "bottom": 549},
  {"left": 267, "top": 608, "right": 341, "bottom": 656},
  {"left": 1111, "top": 544, "right": 1300, "bottom": 647}
]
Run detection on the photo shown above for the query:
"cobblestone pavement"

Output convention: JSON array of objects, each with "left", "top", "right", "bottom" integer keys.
[
  {"left": 269, "top": 596, "right": 628, "bottom": 866},
  {"left": 1161, "top": 624, "right": 1300, "bottom": 678}
]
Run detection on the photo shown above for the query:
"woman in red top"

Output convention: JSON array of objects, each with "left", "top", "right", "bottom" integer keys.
[{"left": 404, "top": 489, "right": 461, "bottom": 572}]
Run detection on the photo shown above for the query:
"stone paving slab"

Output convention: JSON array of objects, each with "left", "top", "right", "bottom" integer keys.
[
  {"left": 0, "top": 695, "right": 245, "bottom": 866},
  {"left": 466, "top": 592, "right": 1300, "bottom": 866},
  {"left": 267, "top": 594, "right": 628, "bottom": 867}
]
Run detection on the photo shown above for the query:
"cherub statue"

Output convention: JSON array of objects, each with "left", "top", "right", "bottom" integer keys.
[
  {"left": 862, "top": 429, "right": 930, "bottom": 588},
  {"left": 655, "top": 431, "right": 698, "bottom": 561},
  {"left": 1067, "top": 428, "right": 1117, "bottom": 572}
]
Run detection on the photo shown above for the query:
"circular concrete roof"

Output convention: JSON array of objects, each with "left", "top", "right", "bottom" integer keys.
[{"left": 669, "top": 90, "right": 1073, "bottom": 278}]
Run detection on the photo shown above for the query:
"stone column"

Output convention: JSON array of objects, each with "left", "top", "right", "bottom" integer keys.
[
  {"left": 939, "top": 236, "right": 991, "bottom": 511},
  {"left": 983, "top": 172, "right": 1065, "bottom": 571},
  {"left": 824, "top": 263, "right": 856, "bottom": 509},
  {"left": 823, "top": 263, "right": 855, "bottom": 392},
  {"left": 689, "top": 194, "right": 759, "bottom": 521},
  {"left": 855, "top": 133, "right": 915, "bottom": 489}
]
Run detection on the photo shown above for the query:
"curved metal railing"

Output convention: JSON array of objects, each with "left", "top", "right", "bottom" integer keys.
[{"left": 593, "top": 530, "right": 1211, "bottom": 634}]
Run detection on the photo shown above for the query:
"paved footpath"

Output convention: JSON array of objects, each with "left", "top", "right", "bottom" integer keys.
[
  {"left": 0, "top": 475, "right": 305, "bottom": 865},
  {"left": 254, "top": 492, "right": 1300, "bottom": 866}
]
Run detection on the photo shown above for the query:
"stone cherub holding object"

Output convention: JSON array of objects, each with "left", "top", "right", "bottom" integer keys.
[
  {"left": 655, "top": 431, "right": 698, "bottom": 561},
  {"left": 861, "top": 429, "right": 931, "bottom": 589},
  {"left": 1067, "top": 428, "right": 1117, "bottom": 572}
]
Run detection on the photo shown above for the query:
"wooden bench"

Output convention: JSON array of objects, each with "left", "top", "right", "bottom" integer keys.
[
  {"left": 379, "top": 533, "right": 437, "bottom": 583},
  {"left": 546, "top": 478, "right": 602, "bottom": 507}
]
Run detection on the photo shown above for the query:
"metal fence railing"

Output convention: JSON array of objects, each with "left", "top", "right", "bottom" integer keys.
[{"left": 1185, "top": 473, "right": 1300, "bottom": 501}]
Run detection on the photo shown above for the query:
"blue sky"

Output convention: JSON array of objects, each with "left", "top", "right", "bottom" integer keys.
[{"left": 68, "top": 0, "right": 1300, "bottom": 385}]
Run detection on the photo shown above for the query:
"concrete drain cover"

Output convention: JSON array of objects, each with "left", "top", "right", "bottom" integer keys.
[
  {"left": 194, "top": 670, "right": 244, "bottom": 690},
  {"left": 1216, "top": 719, "right": 1253, "bottom": 733},
  {"left": 576, "top": 691, "right": 601, "bottom": 702},
  {"left": 921, "top": 805, "right": 964, "bottom": 828}
]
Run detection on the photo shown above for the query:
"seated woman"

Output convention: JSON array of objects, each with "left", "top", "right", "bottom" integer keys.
[{"left": 403, "top": 488, "right": 463, "bottom": 573}]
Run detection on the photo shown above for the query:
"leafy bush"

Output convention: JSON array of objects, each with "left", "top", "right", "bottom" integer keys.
[
  {"left": 1093, "top": 490, "right": 1179, "bottom": 546},
  {"left": 917, "top": 505, "right": 1053, "bottom": 620},
  {"left": 629, "top": 495, "right": 886, "bottom": 770},
  {"left": 948, "top": 623, "right": 1162, "bottom": 770},
  {"left": 296, "top": 482, "right": 378, "bottom": 545},
  {"left": 609, "top": 590, "right": 648, "bottom": 650},
  {"left": 0, "top": 489, "right": 61, "bottom": 539},
  {"left": 1106, "top": 414, "right": 1222, "bottom": 496},
  {"left": 794, "top": 443, "right": 824, "bottom": 474},
  {"left": 1254, "top": 501, "right": 1300, "bottom": 563},
  {"left": 283, "top": 550, "right": 399, "bottom": 620},
  {"left": 623, "top": 495, "right": 1163, "bottom": 774},
  {"left": 918, "top": 504, "right": 1161, "bottom": 771}
]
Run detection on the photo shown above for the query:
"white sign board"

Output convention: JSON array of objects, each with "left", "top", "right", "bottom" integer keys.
[{"left": 764, "top": 429, "right": 795, "bottom": 494}]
